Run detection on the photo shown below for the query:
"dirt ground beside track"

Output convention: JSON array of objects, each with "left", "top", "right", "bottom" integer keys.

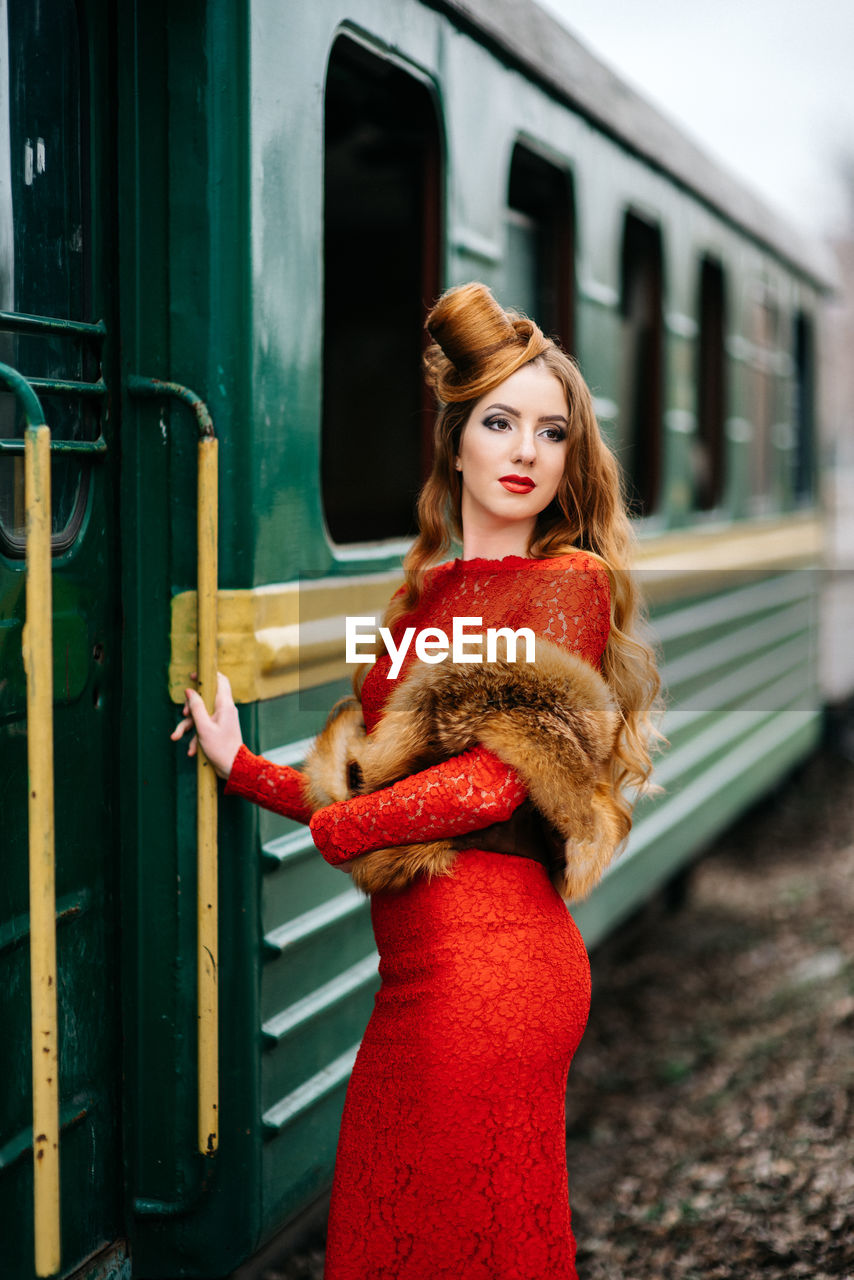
[
  {"left": 567, "top": 745, "right": 854, "bottom": 1280},
  {"left": 261, "top": 745, "right": 854, "bottom": 1280}
]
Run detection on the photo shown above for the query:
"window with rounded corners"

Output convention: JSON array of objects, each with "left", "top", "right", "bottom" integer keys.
[
  {"left": 321, "top": 35, "right": 442, "bottom": 546},
  {"left": 695, "top": 256, "right": 727, "bottom": 511},
  {"left": 748, "top": 294, "right": 778, "bottom": 505},
  {"left": 503, "top": 143, "right": 575, "bottom": 354},
  {"left": 619, "top": 212, "right": 664, "bottom": 517},
  {"left": 0, "top": 0, "right": 96, "bottom": 558},
  {"left": 793, "top": 310, "right": 815, "bottom": 503}
]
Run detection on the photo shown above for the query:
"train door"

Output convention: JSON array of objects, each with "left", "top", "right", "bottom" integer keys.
[{"left": 0, "top": 1, "right": 127, "bottom": 1276}]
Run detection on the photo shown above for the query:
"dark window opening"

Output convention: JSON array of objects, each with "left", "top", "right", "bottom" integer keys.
[
  {"left": 749, "top": 297, "right": 777, "bottom": 502},
  {"left": 504, "top": 144, "right": 575, "bottom": 353},
  {"left": 695, "top": 257, "right": 726, "bottom": 510},
  {"left": 793, "top": 311, "right": 815, "bottom": 502},
  {"left": 0, "top": 0, "right": 95, "bottom": 555},
  {"left": 619, "top": 213, "right": 663, "bottom": 516},
  {"left": 322, "top": 36, "right": 441, "bottom": 545}
]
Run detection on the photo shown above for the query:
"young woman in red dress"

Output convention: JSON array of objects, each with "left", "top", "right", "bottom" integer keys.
[{"left": 173, "top": 283, "right": 660, "bottom": 1279}]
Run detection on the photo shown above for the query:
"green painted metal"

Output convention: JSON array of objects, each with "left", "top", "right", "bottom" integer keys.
[
  {"left": 0, "top": 362, "right": 47, "bottom": 426},
  {"left": 0, "top": 593, "right": 91, "bottom": 720},
  {"left": 0, "top": 1092, "right": 96, "bottom": 1175},
  {"left": 0, "top": 438, "right": 107, "bottom": 455},
  {"left": 575, "top": 708, "right": 823, "bottom": 948},
  {"left": 19, "top": 377, "right": 108, "bottom": 399},
  {"left": 574, "top": 570, "right": 821, "bottom": 947},
  {"left": 116, "top": 0, "right": 261, "bottom": 1273},
  {"left": 126, "top": 376, "right": 215, "bottom": 438},
  {"left": 0, "top": 312, "right": 107, "bottom": 340},
  {"left": 0, "top": 0, "right": 125, "bottom": 1274}
]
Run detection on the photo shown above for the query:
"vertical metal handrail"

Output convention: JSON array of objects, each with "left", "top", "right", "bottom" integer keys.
[
  {"left": 25, "top": 423, "right": 60, "bottom": 1275},
  {"left": 0, "top": 362, "right": 61, "bottom": 1277},
  {"left": 195, "top": 430, "right": 219, "bottom": 1156},
  {"left": 127, "top": 376, "right": 219, "bottom": 1156}
]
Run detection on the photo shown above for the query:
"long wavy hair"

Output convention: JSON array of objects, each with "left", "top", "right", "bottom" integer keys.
[{"left": 355, "top": 282, "right": 662, "bottom": 834}]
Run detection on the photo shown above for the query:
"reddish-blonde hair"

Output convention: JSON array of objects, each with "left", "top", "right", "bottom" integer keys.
[{"left": 356, "top": 282, "right": 662, "bottom": 834}]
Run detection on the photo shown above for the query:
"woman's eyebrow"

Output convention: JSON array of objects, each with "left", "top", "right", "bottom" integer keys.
[
  {"left": 484, "top": 402, "right": 519, "bottom": 415},
  {"left": 484, "top": 402, "right": 568, "bottom": 424}
]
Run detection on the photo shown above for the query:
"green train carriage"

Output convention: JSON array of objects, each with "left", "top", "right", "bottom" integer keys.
[{"left": 0, "top": 0, "right": 831, "bottom": 1276}]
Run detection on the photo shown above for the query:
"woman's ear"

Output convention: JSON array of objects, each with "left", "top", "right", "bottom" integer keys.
[{"left": 454, "top": 457, "right": 462, "bottom": 471}]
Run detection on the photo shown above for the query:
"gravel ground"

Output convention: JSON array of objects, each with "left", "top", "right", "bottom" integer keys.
[{"left": 260, "top": 745, "right": 854, "bottom": 1280}]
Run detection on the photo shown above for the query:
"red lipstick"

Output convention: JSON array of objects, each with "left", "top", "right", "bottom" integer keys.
[{"left": 499, "top": 475, "right": 536, "bottom": 493}]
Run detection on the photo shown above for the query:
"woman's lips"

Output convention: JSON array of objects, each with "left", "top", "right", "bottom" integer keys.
[{"left": 499, "top": 475, "right": 536, "bottom": 493}]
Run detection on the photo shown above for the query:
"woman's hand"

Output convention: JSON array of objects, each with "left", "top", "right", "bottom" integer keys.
[{"left": 170, "top": 671, "right": 243, "bottom": 780}]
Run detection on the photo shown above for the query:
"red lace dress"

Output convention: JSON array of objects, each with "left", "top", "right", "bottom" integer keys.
[{"left": 226, "top": 553, "right": 611, "bottom": 1279}]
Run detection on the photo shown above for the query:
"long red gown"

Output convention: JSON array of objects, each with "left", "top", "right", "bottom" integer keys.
[{"left": 227, "top": 553, "right": 611, "bottom": 1279}]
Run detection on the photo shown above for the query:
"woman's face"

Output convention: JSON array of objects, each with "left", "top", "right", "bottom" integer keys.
[{"left": 455, "top": 362, "right": 570, "bottom": 540}]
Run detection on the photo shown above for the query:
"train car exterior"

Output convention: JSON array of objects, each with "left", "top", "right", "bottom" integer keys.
[{"left": 0, "top": 1, "right": 835, "bottom": 1277}]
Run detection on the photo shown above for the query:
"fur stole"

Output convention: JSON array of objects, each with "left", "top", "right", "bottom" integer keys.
[{"left": 303, "top": 639, "right": 625, "bottom": 900}]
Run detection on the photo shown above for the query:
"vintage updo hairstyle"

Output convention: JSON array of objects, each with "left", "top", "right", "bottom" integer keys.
[
  {"left": 358, "top": 281, "right": 662, "bottom": 828},
  {"left": 422, "top": 280, "right": 551, "bottom": 402}
]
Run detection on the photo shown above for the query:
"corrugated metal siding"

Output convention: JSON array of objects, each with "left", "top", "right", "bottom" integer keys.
[
  {"left": 258, "top": 745, "right": 380, "bottom": 1220},
  {"left": 575, "top": 571, "right": 822, "bottom": 945}
]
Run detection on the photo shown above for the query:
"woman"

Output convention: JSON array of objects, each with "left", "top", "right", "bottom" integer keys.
[{"left": 173, "top": 282, "right": 660, "bottom": 1279}]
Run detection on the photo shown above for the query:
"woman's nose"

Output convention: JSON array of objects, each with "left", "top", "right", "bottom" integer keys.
[{"left": 512, "top": 431, "right": 537, "bottom": 465}]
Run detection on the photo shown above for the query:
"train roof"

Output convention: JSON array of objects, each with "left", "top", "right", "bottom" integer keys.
[{"left": 432, "top": 0, "right": 835, "bottom": 290}]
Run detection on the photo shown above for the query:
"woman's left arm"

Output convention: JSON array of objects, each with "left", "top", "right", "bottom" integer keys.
[{"left": 309, "top": 745, "right": 528, "bottom": 865}]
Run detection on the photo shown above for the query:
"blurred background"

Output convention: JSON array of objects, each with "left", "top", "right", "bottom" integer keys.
[{"left": 538, "top": 0, "right": 854, "bottom": 240}]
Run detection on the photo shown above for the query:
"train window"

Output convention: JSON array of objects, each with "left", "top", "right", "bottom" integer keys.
[
  {"left": 619, "top": 212, "right": 663, "bottom": 516},
  {"left": 504, "top": 144, "right": 575, "bottom": 352},
  {"left": 0, "top": 0, "right": 95, "bottom": 555},
  {"left": 793, "top": 310, "right": 815, "bottom": 502},
  {"left": 748, "top": 296, "right": 778, "bottom": 504},
  {"left": 695, "top": 257, "right": 727, "bottom": 510},
  {"left": 322, "top": 36, "right": 441, "bottom": 545}
]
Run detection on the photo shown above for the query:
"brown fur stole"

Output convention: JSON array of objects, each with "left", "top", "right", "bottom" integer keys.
[{"left": 303, "top": 639, "right": 625, "bottom": 900}]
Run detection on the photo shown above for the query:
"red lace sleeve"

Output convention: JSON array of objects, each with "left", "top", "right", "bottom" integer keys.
[
  {"left": 224, "top": 743, "right": 314, "bottom": 825},
  {"left": 308, "top": 745, "right": 528, "bottom": 866}
]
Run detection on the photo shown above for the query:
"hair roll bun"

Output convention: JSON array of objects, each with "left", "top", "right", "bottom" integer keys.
[{"left": 424, "top": 282, "right": 552, "bottom": 403}]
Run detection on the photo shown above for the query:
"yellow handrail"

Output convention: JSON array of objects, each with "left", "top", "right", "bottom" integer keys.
[
  {"left": 127, "top": 375, "right": 219, "bottom": 1156},
  {"left": 23, "top": 424, "right": 61, "bottom": 1277},
  {"left": 0, "top": 358, "right": 62, "bottom": 1277},
  {"left": 196, "top": 434, "right": 219, "bottom": 1154}
]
